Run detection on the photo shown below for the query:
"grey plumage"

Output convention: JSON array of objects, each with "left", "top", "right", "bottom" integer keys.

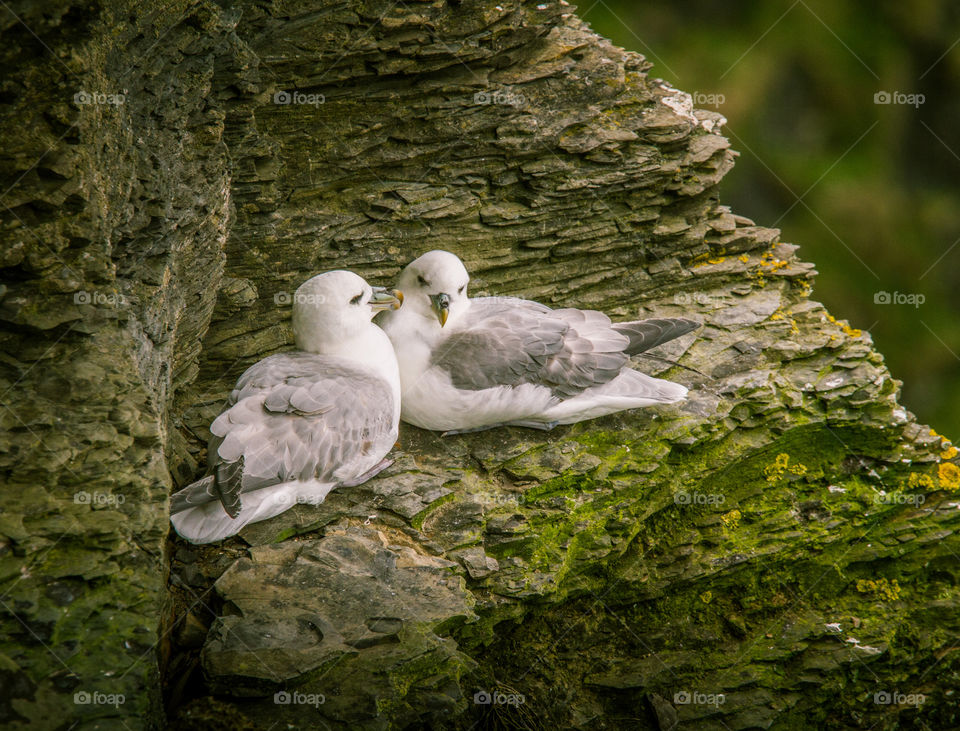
[
  {"left": 171, "top": 352, "right": 395, "bottom": 520},
  {"left": 612, "top": 317, "right": 700, "bottom": 355},
  {"left": 431, "top": 297, "right": 696, "bottom": 399}
]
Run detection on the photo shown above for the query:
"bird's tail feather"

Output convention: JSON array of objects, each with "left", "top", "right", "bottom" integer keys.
[
  {"left": 613, "top": 318, "right": 699, "bottom": 355},
  {"left": 169, "top": 480, "right": 336, "bottom": 544}
]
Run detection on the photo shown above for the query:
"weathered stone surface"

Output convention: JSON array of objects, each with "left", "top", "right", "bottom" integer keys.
[
  {"left": 3, "top": 0, "right": 959, "bottom": 730},
  {"left": 200, "top": 528, "right": 477, "bottom": 724}
]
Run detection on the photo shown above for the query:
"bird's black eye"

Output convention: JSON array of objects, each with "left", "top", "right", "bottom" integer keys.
[
  {"left": 458, "top": 285, "right": 465, "bottom": 295},
  {"left": 417, "top": 275, "right": 429, "bottom": 287},
  {"left": 350, "top": 293, "right": 363, "bottom": 305}
]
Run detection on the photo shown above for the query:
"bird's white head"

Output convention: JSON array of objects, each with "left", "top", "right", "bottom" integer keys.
[
  {"left": 292, "top": 270, "right": 402, "bottom": 353},
  {"left": 393, "top": 250, "right": 471, "bottom": 329}
]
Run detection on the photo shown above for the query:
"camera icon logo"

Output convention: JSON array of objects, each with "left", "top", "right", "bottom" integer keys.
[
  {"left": 874, "top": 691, "right": 892, "bottom": 704},
  {"left": 274, "top": 291, "right": 292, "bottom": 305},
  {"left": 274, "top": 691, "right": 292, "bottom": 704},
  {"left": 74, "top": 291, "right": 91, "bottom": 305},
  {"left": 874, "top": 291, "right": 891, "bottom": 304},
  {"left": 474, "top": 690, "right": 492, "bottom": 704},
  {"left": 274, "top": 90, "right": 292, "bottom": 105},
  {"left": 73, "top": 691, "right": 91, "bottom": 704},
  {"left": 874, "top": 91, "right": 891, "bottom": 105},
  {"left": 73, "top": 91, "right": 91, "bottom": 105},
  {"left": 674, "top": 690, "right": 691, "bottom": 705},
  {"left": 74, "top": 491, "right": 91, "bottom": 504}
]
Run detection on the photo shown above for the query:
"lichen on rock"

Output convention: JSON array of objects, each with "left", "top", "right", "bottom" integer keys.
[{"left": 2, "top": 0, "right": 959, "bottom": 729}]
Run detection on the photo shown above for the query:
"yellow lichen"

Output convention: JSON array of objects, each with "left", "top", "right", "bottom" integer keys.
[
  {"left": 941, "top": 446, "right": 958, "bottom": 460},
  {"left": 768, "top": 307, "right": 799, "bottom": 334},
  {"left": 738, "top": 254, "right": 750, "bottom": 263},
  {"left": 764, "top": 453, "right": 806, "bottom": 483},
  {"left": 939, "top": 462, "right": 960, "bottom": 491},
  {"left": 758, "top": 251, "right": 789, "bottom": 272},
  {"left": 720, "top": 510, "right": 741, "bottom": 529},
  {"left": 856, "top": 578, "right": 901, "bottom": 601},
  {"left": 700, "top": 590, "right": 713, "bottom": 604},
  {"left": 825, "top": 313, "right": 862, "bottom": 339},
  {"left": 907, "top": 472, "right": 936, "bottom": 491}
]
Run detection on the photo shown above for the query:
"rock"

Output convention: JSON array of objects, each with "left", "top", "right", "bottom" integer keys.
[
  {"left": 200, "top": 528, "right": 477, "bottom": 723},
  {"left": 2, "top": 0, "right": 958, "bottom": 729},
  {"left": 648, "top": 692, "right": 679, "bottom": 731}
]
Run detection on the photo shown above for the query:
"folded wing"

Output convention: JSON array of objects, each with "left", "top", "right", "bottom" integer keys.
[
  {"left": 431, "top": 298, "right": 631, "bottom": 398},
  {"left": 173, "top": 352, "right": 395, "bottom": 519}
]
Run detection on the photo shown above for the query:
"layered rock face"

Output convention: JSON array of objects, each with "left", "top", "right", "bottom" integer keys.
[{"left": 1, "top": 1, "right": 958, "bottom": 730}]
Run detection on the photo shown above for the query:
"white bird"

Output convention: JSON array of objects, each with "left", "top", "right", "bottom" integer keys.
[
  {"left": 377, "top": 250, "right": 698, "bottom": 433},
  {"left": 170, "top": 271, "right": 403, "bottom": 544}
]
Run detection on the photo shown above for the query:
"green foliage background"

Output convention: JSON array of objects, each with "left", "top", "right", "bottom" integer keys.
[{"left": 575, "top": 0, "right": 960, "bottom": 437}]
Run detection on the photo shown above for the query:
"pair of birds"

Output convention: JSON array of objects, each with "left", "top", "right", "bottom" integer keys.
[{"left": 170, "top": 251, "right": 699, "bottom": 543}]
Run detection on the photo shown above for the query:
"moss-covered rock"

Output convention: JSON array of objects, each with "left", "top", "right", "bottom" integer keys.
[{"left": 3, "top": 0, "right": 958, "bottom": 729}]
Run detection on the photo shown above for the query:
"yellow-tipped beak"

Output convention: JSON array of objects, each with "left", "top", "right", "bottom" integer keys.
[
  {"left": 429, "top": 293, "right": 451, "bottom": 327},
  {"left": 370, "top": 287, "right": 403, "bottom": 312}
]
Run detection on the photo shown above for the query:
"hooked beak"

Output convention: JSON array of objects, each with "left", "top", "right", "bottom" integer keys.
[
  {"left": 370, "top": 287, "right": 403, "bottom": 312},
  {"left": 429, "top": 293, "right": 451, "bottom": 327}
]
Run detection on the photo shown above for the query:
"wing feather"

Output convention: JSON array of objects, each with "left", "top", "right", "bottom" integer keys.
[
  {"left": 432, "top": 299, "right": 632, "bottom": 398},
  {"left": 191, "top": 352, "right": 395, "bottom": 517},
  {"left": 612, "top": 318, "right": 699, "bottom": 354}
]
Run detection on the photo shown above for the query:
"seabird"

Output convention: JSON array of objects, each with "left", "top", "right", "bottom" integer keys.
[
  {"left": 377, "top": 250, "right": 698, "bottom": 433},
  {"left": 170, "top": 271, "right": 403, "bottom": 543}
]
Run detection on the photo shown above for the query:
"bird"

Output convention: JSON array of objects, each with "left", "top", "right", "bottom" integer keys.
[
  {"left": 169, "top": 271, "right": 404, "bottom": 544},
  {"left": 376, "top": 250, "right": 698, "bottom": 433}
]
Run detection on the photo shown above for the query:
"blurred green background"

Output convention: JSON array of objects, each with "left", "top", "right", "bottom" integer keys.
[{"left": 574, "top": 0, "right": 960, "bottom": 438}]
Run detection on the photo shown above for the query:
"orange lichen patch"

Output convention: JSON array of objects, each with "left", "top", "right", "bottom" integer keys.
[
  {"left": 825, "top": 314, "right": 862, "bottom": 339},
  {"left": 939, "top": 462, "right": 960, "bottom": 491},
  {"left": 941, "top": 446, "right": 958, "bottom": 460},
  {"left": 738, "top": 254, "right": 750, "bottom": 263},
  {"left": 759, "top": 251, "right": 789, "bottom": 272},
  {"left": 768, "top": 308, "right": 800, "bottom": 334}
]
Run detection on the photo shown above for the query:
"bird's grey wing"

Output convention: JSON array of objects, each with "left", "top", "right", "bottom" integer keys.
[
  {"left": 612, "top": 318, "right": 700, "bottom": 354},
  {"left": 195, "top": 353, "right": 394, "bottom": 516},
  {"left": 432, "top": 300, "right": 630, "bottom": 398}
]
